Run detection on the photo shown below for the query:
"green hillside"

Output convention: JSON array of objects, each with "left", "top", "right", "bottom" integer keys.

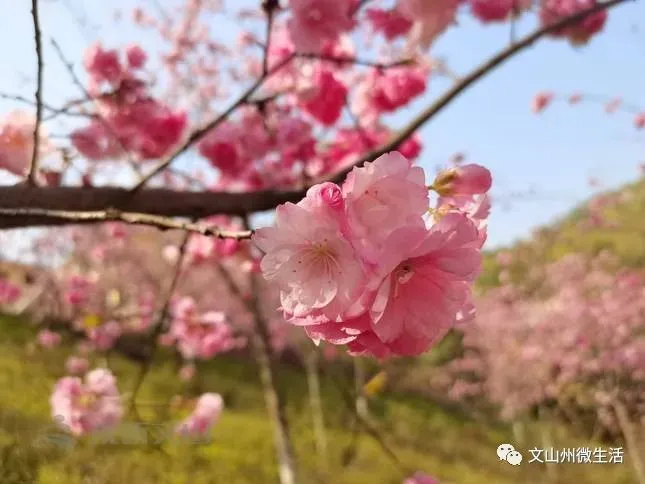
[
  {"left": 478, "top": 179, "right": 645, "bottom": 290},
  {"left": 0, "top": 313, "right": 634, "bottom": 484}
]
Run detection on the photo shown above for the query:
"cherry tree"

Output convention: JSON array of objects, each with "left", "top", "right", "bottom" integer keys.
[{"left": 0, "top": 0, "right": 633, "bottom": 482}]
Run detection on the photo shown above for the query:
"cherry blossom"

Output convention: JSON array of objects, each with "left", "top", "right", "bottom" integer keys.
[
  {"left": 256, "top": 152, "right": 490, "bottom": 357},
  {"left": 0, "top": 278, "right": 21, "bottom": 305},
  {"left": 72, "top": 43, "right": 187, "bottom": 162},
  {"left": 37, "top": 329, "right": 62, "bottom": 348},
  {"left": 539, "top": 0, "right": 608, "bottom": 45},
  {"left": 366, "top": 7, "right": 413, "bottom": 40},
  {"left": 398, "top": 0, "right": 462, "bottom": 50},
  {"left": 176, "top": 392, "right": 224, "bottom": 438},
  {"left": 432, "top": 164, "right": 493, "bottom": 198},
  {"left": 470, "top": 0, "right": 532, "bottom": 23},
  {"left": 50, "top": 368, "right": 123, "bottom": 436},
  {"left": 287, "top": 0, "right": 356, "bottom": 53},
  {"left": 164, "top": 297, "right": 240, "bottom": 360},
  {"left": 0, "top": 111, "right": 44, "bottom": 176},
  {"left": 403, "top": 473, "right": 440, "bottom": 484},
  {"left": 299, "top": 67, "right": 348, "bottom": 126},
  {"left": 65, "top": 356, "right": 90, "bottom": 375}
]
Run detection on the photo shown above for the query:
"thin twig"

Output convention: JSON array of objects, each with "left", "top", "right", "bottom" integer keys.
[
  {"left": 510, "top": 0, "right": 519, "bottom": 44},
  {"left": 0, "top": 207, "right": 253, "bottom": 239},
  {"left": 27, "top": 0, "right": 44, "bottom": 185},
  {"left": 261, "top": 0, "right": 278, "bottom": 77},
  {"left": 295, "top": 53, "right": 414, "bottom": 69},
  {"left": 0, "top": 92, "right": 93, "bottom": 120},
  {"left": 331, "top": 373, "right": 411, "bottom": 477},
  {"left": 128, "top": 232, "right": 190, "bottom": 414}
]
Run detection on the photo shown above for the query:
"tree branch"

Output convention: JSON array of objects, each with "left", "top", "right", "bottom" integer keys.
[
  {"left": 0, "top": 207, "right": 253, "bottom": 239},
  {"left": 27, "top": 0, "right": 44, "bottom": 185},
  {"left": 0, "top": 184, "right": 304, "bottom": 226}
]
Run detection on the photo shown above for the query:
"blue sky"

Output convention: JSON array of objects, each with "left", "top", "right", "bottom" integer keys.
[{"left": 0, "top": 0, "right": 643, "bottom": 250}]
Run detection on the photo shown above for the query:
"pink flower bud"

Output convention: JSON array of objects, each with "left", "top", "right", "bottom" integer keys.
[
  {"left": 318, "top": 182, "right": 344, "bottom": 210},
  {"left": 37, "top": 329, "right": 61, "bottom": 348},
  {"left": 126, "top": 44, "right": 147, "bottom": 69},
  {"left": 531, "top": 91, "right": 553, "bottom": 113},
  {"left": 179, "top": 364, "right": 196, "bottom": 382},
  {"left": 433, "top": 164, "right": 492, "bottom": 197},
  {"left": 65, "top": 356, "right": 90, "bottom": 375}
]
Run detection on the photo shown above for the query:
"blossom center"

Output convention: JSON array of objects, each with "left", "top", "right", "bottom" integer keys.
[
  {"left": 311, "top": 242, "right": 334, "bottom": 260},
  {"left": 78, "top": 392, "right": 98, "bottom": 408},
  {"left": 308, "top": 241, "right": 340, "bottom": 272},
  {"left": 391, "top": 262, "right": 415, "bottom": 299}
]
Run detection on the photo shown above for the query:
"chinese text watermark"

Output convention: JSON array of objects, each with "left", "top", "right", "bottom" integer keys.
[{"left": 497, "top": 443, "right": 625, "bottom": 466}]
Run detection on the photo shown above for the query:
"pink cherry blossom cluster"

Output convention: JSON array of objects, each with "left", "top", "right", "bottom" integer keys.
[
  {"left": 37, "top": 329, "right": 62, "bottom": 349},
  {"left": 70, "top": 42, "right": 187, "bottom": 162},
  {"left": 64, "top": 274, "right": 96, "bottom": 307},
  {"left": 287, "top": 0, "right": 358, "bottom": 53},
  {"left": 403, "top": 472, "right": 440, "bottom": 484},
  {"left": 353, "top": 66, "right": 428, "bottom": 125},
  {"left": 86, "top": 321, "right": 123, "bottom": 352},
  {"left": 176, "top": 392, "right": 224, "bottom": 438},
  {"left": 185, "top": 217, "right": 243, "bottom": 264},
  {"left": 469, "top": 0, "right": 532, "bottom": 23},
  {"left": 365, "top": 7, "right": 413, "bottom": 40},
  {"left": 288, "top": 0, "right": 608, "bottom": 52},
  {"left": 0, "top": 110, "right": 42, "bottom": 176},
  {"left": 50, "top": 368, "right": 123, "bottom": 436},
  {"left": 539, "top": 0, "right": 608, "bottom": 45},
  {"left": 198, "top": 106, "right": 320, "bottom": 191},
  {"left": 436, "top": 252, "right": 645, "bottom": 426},
  {"left": 65, "top": 356, "right": 90, "bottom": 375},
  {"left": 254, "top": 151, "right": 491, "bottom": 358},
  {"left": 0, "top": 277, "right": 22, "bottom": 305},
  {"left": 161, "top": 296, "right": 243, "bottom": 360}
]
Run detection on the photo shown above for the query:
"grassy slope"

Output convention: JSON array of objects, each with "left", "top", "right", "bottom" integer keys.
[
  {"left": 0, "top": 314, "right": 634, "bottom": 484},
  {"left": 479, "top": 180, "right": 645, "bottom": 289}
]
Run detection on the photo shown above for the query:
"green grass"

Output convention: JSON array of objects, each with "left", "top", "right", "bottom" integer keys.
[{"left": 0, "top": 313, "right": 636, "bottom": 483}]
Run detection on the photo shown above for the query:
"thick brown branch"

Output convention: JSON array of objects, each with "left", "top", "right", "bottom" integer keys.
[
  {"left": 27, "top": 0, "right": 44, "bottom": 185},
  {"left": 0, "top": 184, "right": 303, "bottom": 224}
]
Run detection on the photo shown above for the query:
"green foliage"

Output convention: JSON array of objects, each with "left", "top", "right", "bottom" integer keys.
[{"left": 0, "top": 314, "right": 634, "bottom": 484}]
